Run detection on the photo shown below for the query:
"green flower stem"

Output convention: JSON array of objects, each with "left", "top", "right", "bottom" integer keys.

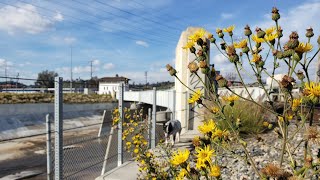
[
  {"left": 174, "top": 75, "right": 197, "bottom": 94},
  {"left": 234, "top": 63, "right": 255, "bottom": 102},
  {"left": 240, "top": 143, "right": 263, "bottom": 179},
  {"left": 303, "top": 38, "right": 311, "bottom": 65},
  {"left": 280, "top": 94, "right": 289, "bottom": 166},
  {"left": 226, "top": 87, "right": 280, "bottom": 116},
  {"left": 222, "top": 116, "right": 262, "bottom": 179},
  {"left": 245, "top": 54, "right": 258, "bottom": 75},
  {"left": 214, "top": 43, "right": 228, "bottom": 59},
  {"left": 306, "top": 47, "right": 320, "bottom": 69}
]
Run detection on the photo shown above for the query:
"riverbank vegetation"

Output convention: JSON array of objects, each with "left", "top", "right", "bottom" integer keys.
[{"left": 0, "top": 93, "right": 114, "bottom": 104}]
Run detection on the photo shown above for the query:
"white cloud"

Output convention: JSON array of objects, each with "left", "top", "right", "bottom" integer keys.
[
  {"left": 136, "top": 40, "right": 149, "bottom": 47},
  {"left": 103, "top": 63, "right": 115, "bottom": 70},
  {"left": 0, "top": 4, "right": 59, "bottom": 34},
  {"left": 213, "top": 54, "right": 228, "bottom": 64},
  {"left": 64, "top": 37, "right": 76, "bottom": 44},
  {"left": 73, "top": 66, "right": 92, "bottom": 73},
  {"left": 53, "top": 12, "right": 64, "bottom": 22},
  {"left": 0, "top": 58, "right": 13, "bottom": 67},
  {"left": 92, "top": 59, "right": 101, "bottom": 66},
  {"left": 221, "top": 13, "right": 233, "bottom": 20}
]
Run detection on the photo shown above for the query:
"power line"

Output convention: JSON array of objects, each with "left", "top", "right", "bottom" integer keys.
[
  {"left": 10, "top": 1, "right": 174, "bottom": 45},
  {"left": 93, "top": 0, "right": 181, "bottom": 32},
  {"left": 68, "top": 0, "right": 178, "bottom": 40}
]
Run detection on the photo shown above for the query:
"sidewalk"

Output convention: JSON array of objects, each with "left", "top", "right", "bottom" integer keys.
[{"left": 95, "top": 130, "right": 199, "bottom": 180}]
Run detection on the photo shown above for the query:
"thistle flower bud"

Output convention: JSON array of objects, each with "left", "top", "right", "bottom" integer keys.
[
  {"left": 199, "top": 60, "right": 208, "bottom": 68},
  {"left": 216, "top": 75, "right": 228, "bottom": 88},
  {"left": 292, "top": 52, "right": 302, "bottom": 61},
  {"left": 280, "top": 75, "right": 295, "bottom": 92},
  {"left": 317, "top": 36, "right": 320, "bottom": 45},
  {"left": 188, "top": 62, "right": 199, "bottom": 73},
  {"left": 258, "top": 60, "right": 265, "bottom": 68},
  {"left": 297, "top": 70, "right": 305, "bottom": 80},
  {"left": 283, "top": 49, "right": 294, "bottom": 58},
  {"left": 256, "top": 27, "right": 266, "bottom": 38},
  {"left": 229, "top": 54, "right": 239, "bottom": 63},
  {"left": 275, "top": 51, "right": 284, "bottom": 59},
  {"left": 244, "top": 25, "right": 252, "bottom": 36},
  {"left": 268, "top": 124, "right": 273, "bottom": 129},
  {"left": 277, "top": 27, "right": 283, "bottom": 38},
  {"left": 190, "top": 47, "right": 196, "bottom": 54},
  {"left": 287, "top": 32, "right": 300, "bottom": 49},
  {"left": 207, "top": 33, "right": 213, "bottom": 39},
  {"left": 166, "top": 64, "right": 177, "bottom": 76},
  {"left": 242, "top": 47, "right": 250, "bottom": 54},
  {"left": 197, "top": 38, "right": 204, "bottom": 46},
  {"left": 201, "top": 67, "right": 210, "bottom": 74},
  {"left": 210, "top": 37, "right": 216, "bottom": 43},
  {"left": 271, "top": 7, "right": 280, "bottom": 21},
  {"left": 226, "top": 45, "right": 236, "bottom": 56},
  {"left": 306, "top": 27, "right": 314, "bottom": 38},
  {"left": 220, "top": 42, "right": 226, "bottom": 50},
  {"left": 218, "top": 32, "right": 224, "bottom": 38},
  {"left": 239, "top": 52, "right": 243, "bottom": 57},
  {"left": 197, "top": 50, "right": 203, "bottom": 56}
]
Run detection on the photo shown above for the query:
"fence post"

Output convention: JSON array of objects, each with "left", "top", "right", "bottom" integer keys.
[
  {"left": 117, "top": 83, "right": 124, "bottom": 167},
  {"left": 172, "top": 90, "right": 176, "bottom": 120},
  {"left": 151, "top": 87, "right": 156, "bottom": 148},
  {"left": 101, "top": 118, "right": 115, "bottom": 175},
  {"left": 148, "top": 108, "right": 152, "bottom": 148},
  {"left": 46, "top": 114, "right": 52, "bottom": 180},
  {"left": 54, "top": 77, "right": 63, "bottom": 180},
  {"left": 98, "top": 110, "right": 107, "bottom": 138}
]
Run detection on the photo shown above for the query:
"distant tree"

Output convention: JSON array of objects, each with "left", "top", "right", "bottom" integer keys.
[{"left": 35, "top": 70, "right": 58, "bottom": 88}]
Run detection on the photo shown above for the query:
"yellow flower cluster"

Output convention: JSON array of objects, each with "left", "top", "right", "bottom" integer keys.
[
  {"left": 188, "top": 89, "right": 202, "bottom": 104},
  {"left": 292, "top": 98, "right": 302, "bottom": 111},
  {"left": 303, "top": 82, "right": 320, "bottom": 103},
  {"left": 222, "top": 95, "right": 239, "bottom": 103},
  {"left": 170, "top": 149, "right": 190, "bottom": 166},
  {"left": 295, "top": 42, "right": 313, "bottom": 53},
  {"left": 234, "top": 39, "right": 248, "bottom": 49},
  {"left": 198, "top": 119, "right": 216, "bottom": 134}
]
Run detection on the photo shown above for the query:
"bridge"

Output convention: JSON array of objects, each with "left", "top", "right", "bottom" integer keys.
[{"left": 121, "top": 86, "right": 274, "bottom": 132}]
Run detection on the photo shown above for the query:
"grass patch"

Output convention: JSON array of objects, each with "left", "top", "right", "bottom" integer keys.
[{"left": 217, "top": 101, "right": 266, "bottom": 135}]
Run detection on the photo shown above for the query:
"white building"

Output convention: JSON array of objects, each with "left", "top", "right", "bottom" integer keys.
[{"left": 98, "top": 75, "right": 129, "bottom": 97}]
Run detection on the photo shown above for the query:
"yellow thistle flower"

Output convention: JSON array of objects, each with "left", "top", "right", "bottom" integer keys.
[
  {"left": 212, "top": 128, "right": 223, "bottom": 138},
  {"left": 146, "top": 152, "right": 151, "bottom": 158},
  {"left": 182, "top": 41, "right": 195, "bottom": 49},
  {"left": 222, "top": 95, "right": 239, "bottom": 103},
  {"left": 265, "top": 27, "right": 276, "bottom": 35},
  {"left": 195, "top": 159, "right": 206, "bottom": 170},
  {"left": 295, "top": 42, "right": 313, "bottom": 53},
  {"left": 188, "top": 89, "right": 202, "bottom": 104},
  {"left": 278, "top": 116, "right": 284, "bottom": 122},
  {"left": 303, "top": 82, "right": 320, "bottom": 103},
  {"left": 252, "top": 34, "right": 265, "bottom": 43},
  {"left": 263, "top": 121, "right": 269, "bottom": 127},
  {"left": 188, "top": 28, "right": 207, "bottom": 42},
  {"left": 251, "top": 53, "right": 262, "bottom": 63},
  {"left": 292, "top": 98, "right": 302, "bottom": 111},
  {"left": 170, "top": 149, "right": 190, "bottom": 166},
  {"left": 286, "top": 114, "right": 293, "bottom": 121},
  {"left": 211, "top": 106, "right": 219, "bottom": 114},
  {"left": 223, "top": 25, "right": 235, "bottom": 33},
  {"left": 176, "top": 169, "right": 188, "bottom": 180},
  {"left": 198, "top": 119, "right": 216, "bottom": 134},
  {"left": 265, "top": 33, "right": 278, "bottom": 41},
  {"left": 134, "top": 148, "right": 139, "bottom": 154},
  {"left": 233, "top": 39, "right": 248, "bottom": 49},
  {"left": 209, "top": 164, "right": 221, "bottom": 177},
  {"left": 195, "top": 145, "right": 215, "bottom": 163}
]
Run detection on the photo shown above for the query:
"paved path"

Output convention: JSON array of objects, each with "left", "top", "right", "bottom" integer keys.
[{"left": 96, "top": 130, "right": 199, "bottom": 180}]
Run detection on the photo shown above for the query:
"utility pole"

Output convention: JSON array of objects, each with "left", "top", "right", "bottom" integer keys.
[
  {"left": 16, "top": 73, "right": 19, "bottom": 89},
  {"left": 4, "top": 61, "right": 7, "bottom": 91},
  {"left": 90, "top": 60, "right": 93, "bottom": 80},
  {"left": 70, "top": 45, "right": 73, "bottom": 93}
]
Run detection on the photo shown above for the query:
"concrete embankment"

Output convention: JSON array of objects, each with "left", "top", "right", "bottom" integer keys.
[{"left": 0, "top": 103, "right": 117, "bottom": 140}]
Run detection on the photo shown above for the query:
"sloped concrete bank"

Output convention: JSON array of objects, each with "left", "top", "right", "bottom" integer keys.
[{"left": 0, "top": 103, "right": 118, "bottom": 140}]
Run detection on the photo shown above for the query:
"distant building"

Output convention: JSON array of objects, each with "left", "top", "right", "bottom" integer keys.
[{"left": 98, "top": 75, "right": 130, "bottom": 97}]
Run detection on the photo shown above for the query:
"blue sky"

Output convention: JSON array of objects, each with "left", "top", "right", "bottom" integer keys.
[{"left": 0, "top": 0, "right": 319, "bottom": 85}]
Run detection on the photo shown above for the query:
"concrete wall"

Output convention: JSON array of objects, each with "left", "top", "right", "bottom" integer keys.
[{"left": 0, "top": 103, "right": 117, "bottom": 140}]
